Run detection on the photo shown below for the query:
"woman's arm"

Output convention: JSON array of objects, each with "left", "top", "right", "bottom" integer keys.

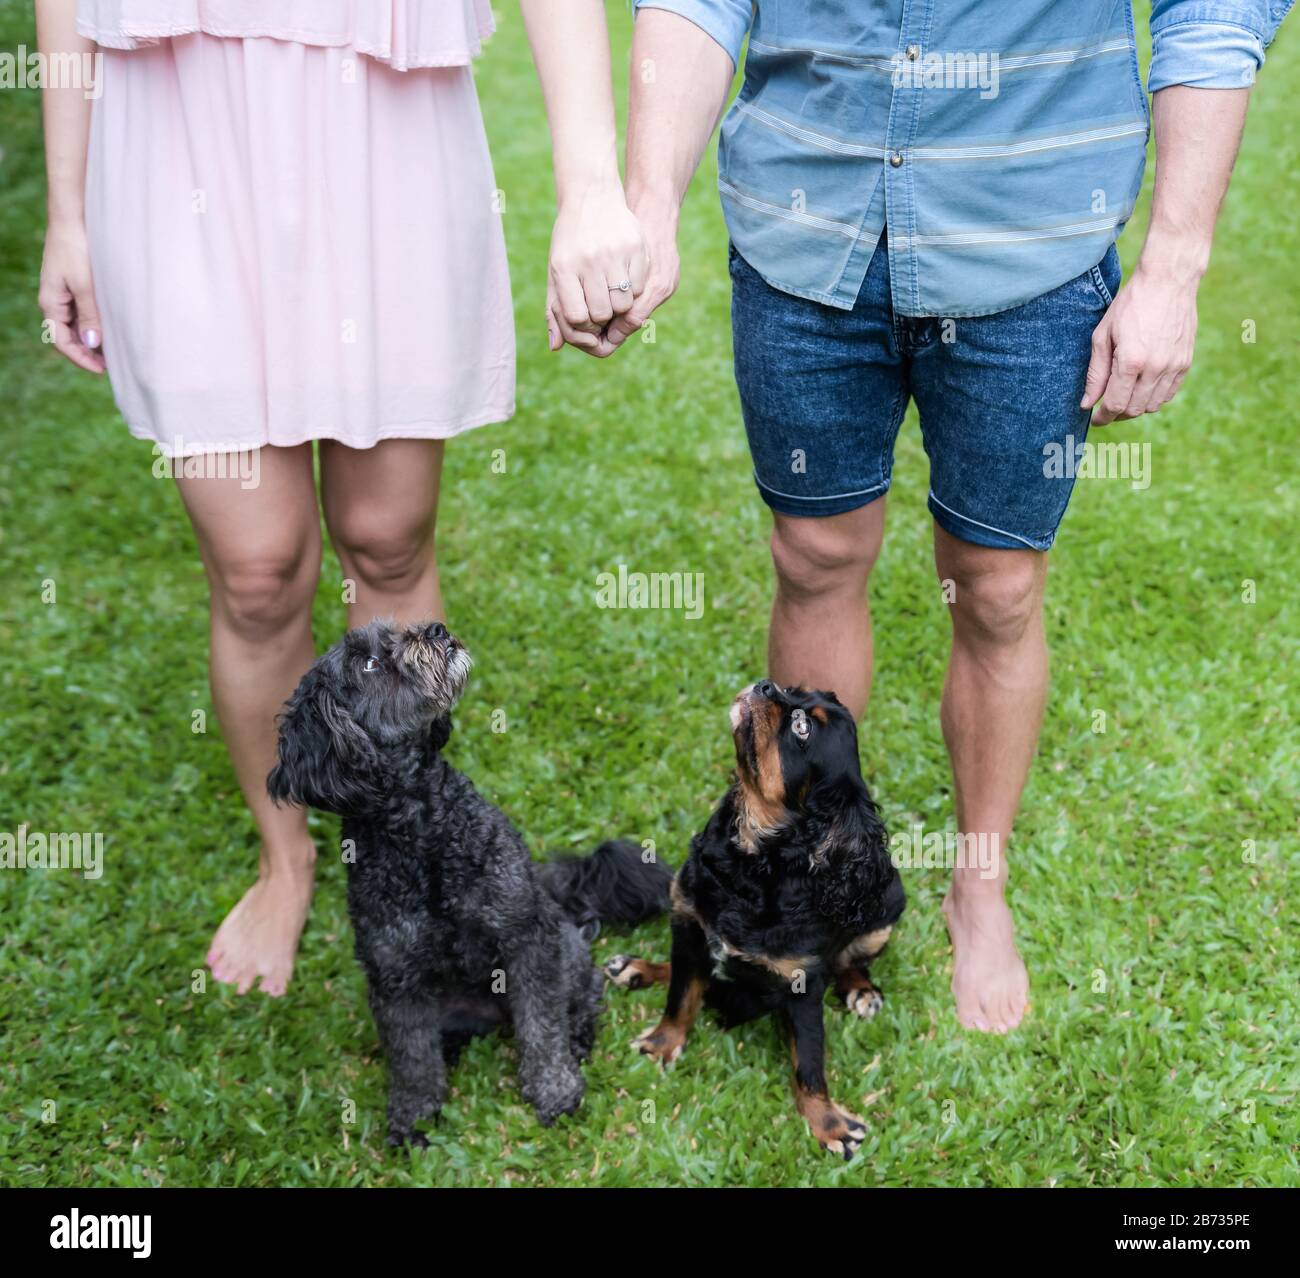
[
  {"left": 519, "top": 0, "right": 647, "bottom": 356},
  {"left": 35, "top": 0, "right": 104, "bottom": 373},
  {"left": 606, "top": 7, "right": 736, "bottom": 351}
]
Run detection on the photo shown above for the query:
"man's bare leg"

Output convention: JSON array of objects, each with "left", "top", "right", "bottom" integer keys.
[
  {"left": 766, "top": 502, "right": 886, "bottom": 720},
  {"left": 934, "top": 524, "right": 1044, "bottom": 1033}
]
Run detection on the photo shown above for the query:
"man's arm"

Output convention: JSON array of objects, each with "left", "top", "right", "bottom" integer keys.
[
  {"left": 605, "top": 5, "right": 740, "bottom": 349},
  {"left": 1083, "top": 0, "right": 1289, "bottom": 423},
  {"left": 1082, "top": 86, "right": 1249, "bottom": 423}
]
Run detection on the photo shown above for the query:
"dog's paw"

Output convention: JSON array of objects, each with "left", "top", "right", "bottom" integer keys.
[
  {"left": 808, "top": 1103, "right": 867, "bottom": 1161},
  {"left": 604, "top": 954, "right": 644, "bottom": 989},
  {"left": 844, "top": 983, "right": 884, "bottom": 1020},
  {"left": 605, "top": 955, "right": 670, "bottom": 990},
  {"left": 386, "top": 1093, "right": 441, "bottom": 1149},
  {"left": 386, "top": 1126, "right": 430, "bottom": 1150},
  {"left": 633, "top": 1022, "right": 685, "bottom": 1067},
  {"left": 525, "top": 1061, "right": 586, "bottom": 1126}
]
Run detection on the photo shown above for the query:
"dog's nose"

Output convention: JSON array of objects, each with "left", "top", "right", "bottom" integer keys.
[
  {"left": 426, "top": 622, "right": 448, "bottom": 642},
  {"left": 755, "top": 680, "right": 777, "bottom": 699}
]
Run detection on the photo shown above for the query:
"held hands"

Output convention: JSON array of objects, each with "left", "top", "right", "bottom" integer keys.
[
  {"left": 547, "top": 187, "right": 679, "bottom": 357},
  {"left": 1082, "top": 255, "right": 1199, "bottom": 424},
  {"left": 547, "top": 180, "right": 648, "bottom": 358},
  {"left": 39, "top": 221, "right": 105, "bottom": 374}
]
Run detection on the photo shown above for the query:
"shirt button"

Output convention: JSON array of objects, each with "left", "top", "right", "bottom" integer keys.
[
  {"left": 889, "top": 151, "right": 904, "bottom": 167},
  {"left": 905, "top": 43, "right": 921, "bottom": 60}
]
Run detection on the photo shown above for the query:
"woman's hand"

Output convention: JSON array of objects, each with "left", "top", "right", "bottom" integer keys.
[
  {"left": 518, "top": 0, "right": 647, "bottom": 357},
  {"left": 547, "top": 180, "right": 648, "bottom": 357},
  {"left": 39, "top": 221, "right": 105, "bottom": 374}
]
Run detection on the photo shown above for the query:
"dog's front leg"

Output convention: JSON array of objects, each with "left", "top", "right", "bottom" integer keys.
[
  {"left": 503, "top": 936, "right": 585, "bottom": 1126},
  {"left": 635, "top": 916, "right": 711, "bottom": 1065},
  {"left": 370, "top": 987, "right": 445, "bottom": 1147},
  {"left": 784, "top": 979, "right": 866, "bottom": 1160}
]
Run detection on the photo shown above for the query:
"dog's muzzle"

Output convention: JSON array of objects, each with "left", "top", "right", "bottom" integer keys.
[
  {"left": 730, "top": 680, "right": 781, "bottom": 731},
  {"left": 729, "top": 685, "right": 755, "bottom": 732},
  {"left": 399, "top": 623, "right": 473, "bottom": 701},
  {"left": 444, "top": 642, "right": 473, "bottom": 696}
]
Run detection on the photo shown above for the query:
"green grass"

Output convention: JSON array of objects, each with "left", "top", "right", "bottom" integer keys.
[{"left": 1, "top": 2, "right": 1296, "bottom": 1188}]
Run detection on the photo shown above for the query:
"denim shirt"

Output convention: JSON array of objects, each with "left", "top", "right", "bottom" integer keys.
[{"left": 635, "top": 1, "right": 1291, "bottom": 317}]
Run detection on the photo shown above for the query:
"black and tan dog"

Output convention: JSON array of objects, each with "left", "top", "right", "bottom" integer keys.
[{"left": 606, "top": 680, "right": 904, "bottom": 1159}]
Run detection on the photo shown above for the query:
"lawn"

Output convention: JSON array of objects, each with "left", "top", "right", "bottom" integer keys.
[{"left": 0, "top": 2, "right": 1295, "bottom": 1188}]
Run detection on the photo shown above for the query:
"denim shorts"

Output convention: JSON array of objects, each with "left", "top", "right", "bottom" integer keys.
[{"left": 730, "top": 237, "right": 1122, "bottom": 551}]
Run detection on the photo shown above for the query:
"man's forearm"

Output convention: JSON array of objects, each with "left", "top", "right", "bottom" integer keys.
[
  {"left": 1083, "top": 83, "right": 1252, "bottom": 422},
  {"left": 625, "top": 9, "right": 734, "bottom": 226},
  {"left": 598, "top": 9, "right": 734, "bottom": 348},
  {"left": 1136, "top": 85, "right": 1250, "bottom": 286}
]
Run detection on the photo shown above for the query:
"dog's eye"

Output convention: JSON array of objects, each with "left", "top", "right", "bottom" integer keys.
[
  {"left": 362, "top": 656, "right": 382, "bottom": 673},
  {"left": 790, "top": 708, "right": 811, "bottom": 743}
]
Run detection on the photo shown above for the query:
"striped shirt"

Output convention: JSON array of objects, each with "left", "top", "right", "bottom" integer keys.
[{"left": 635, "top": 1, "right": 1291, "bottom": 316}]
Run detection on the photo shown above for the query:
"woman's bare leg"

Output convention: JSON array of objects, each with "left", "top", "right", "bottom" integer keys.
[
  {"left": 175, "top": 444, "right": 322, "bottom": 996},
  {"left": 318, "top": 439, "right": 445, "bottom": 628}
]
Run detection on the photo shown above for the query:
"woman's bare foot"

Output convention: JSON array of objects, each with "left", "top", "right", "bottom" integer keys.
[
  {"left": 208, "top": 844, "right": 316, "bottom": 997},
  {"left": 942, "top": 881, "right": 1029, "bottom": 1033}
]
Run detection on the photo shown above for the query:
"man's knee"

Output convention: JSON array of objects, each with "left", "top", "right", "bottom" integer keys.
[
  {"left": 332, "top": 512, "right": 434, "bottom": 596},
  {"left": 945, "top": 550, "right": 1044, "bottom": 648},
  {"left": 771, "top": 512, "right": 880, "bottom": 600},
  {"left": 212, "top": 548, "right": 318, "bottom": 641}
]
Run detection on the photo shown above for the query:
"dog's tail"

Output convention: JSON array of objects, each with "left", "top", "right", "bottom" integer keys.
[{"left": 540, "top": 839, "right": 672, "bottom": 937}]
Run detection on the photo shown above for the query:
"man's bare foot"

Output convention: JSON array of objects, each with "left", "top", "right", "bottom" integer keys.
[
  {"left": 942, "top": 882, "right": 1029, "bottom": 1033},
  {"left": 208, "top": 846, "right": 316, "bottom": 996}
]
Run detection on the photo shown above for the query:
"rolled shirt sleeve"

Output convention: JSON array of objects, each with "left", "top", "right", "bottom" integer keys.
[
  {"left": 632, "top": 0, "right": 754, "bottom": 71},
  {"left": 1148, "top": 1, "right": 1294, "bottom": 90}
]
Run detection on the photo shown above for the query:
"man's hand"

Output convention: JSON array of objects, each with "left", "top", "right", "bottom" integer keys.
[
  {"left": 595, "top": 7, "right": 734, "bottom": 356},
  {"left": 1081, "top": 259, "right": 1197, "bottom": 424},
  {"left": 1081, "top": 84, "right": 1250, "bottom": 426},
  {"left": 603, "top": 201, "right": 681, "bottom": 352}
]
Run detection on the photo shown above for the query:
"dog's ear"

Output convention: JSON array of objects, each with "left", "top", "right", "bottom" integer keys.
[
  {"left": 267, "top": 665, "right": 383, "bottom": 815},
  {"left": 807, "top": 780, "right": 892, "bottom": 926}
]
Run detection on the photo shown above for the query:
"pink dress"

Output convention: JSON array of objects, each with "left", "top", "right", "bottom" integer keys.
[{"left": 78, "top": 0, "right": 515, "bottom": 457}]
